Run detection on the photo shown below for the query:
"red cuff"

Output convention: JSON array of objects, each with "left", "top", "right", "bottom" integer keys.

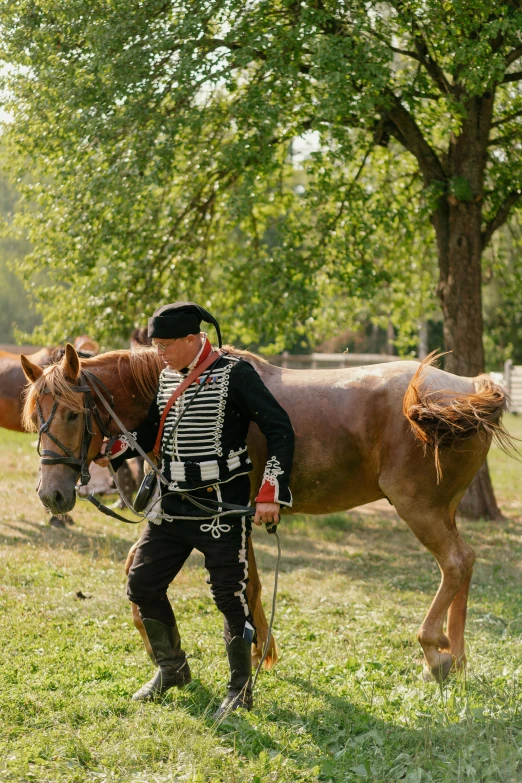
[
  {"left": 255, "top": 479, "right": 277, "bottom": 504},
  {"left": 109, "top": 438, "right": 129, "bottom": 460}
]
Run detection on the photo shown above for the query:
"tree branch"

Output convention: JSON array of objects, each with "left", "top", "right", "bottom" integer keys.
[
  {"left": 384, "top": 94, "right": 447, "bottom": 184},
  {"left": 200, "top": 37, "right": 311, "bottom": 74},
  {"left": 487, "top": 132, "right": 522, "bottom": 146},
  {"left": 369, "top": 28, "right": 451, "bottom": 94},
  {"left": 368, "top": 31, "right": 422, "bottom": 63},
  {"left": 491, "top": 108, "right": 522, "bottom": 127},
  {"left": 481, "top": 191, "right": 522, "bottom": 249},
  {"left": 411, "top": 27, "right": 452, "bottom": 94},
  {"left": 502, "top": 70, "right": 522, "bottom": 84},
  {"left": 389, "top": 45, "right": 423, "bottom": 61},
  {"left": 506, "top": 45, "right": 522, "bottom": 66}
]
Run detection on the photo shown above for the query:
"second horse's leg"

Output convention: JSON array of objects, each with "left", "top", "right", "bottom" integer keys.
[
  {"left": 445, "top": 568, "right": 473, "bottom": 668},
  {"left": 246, "top": 538, "right": 278, "bottom": 670},
  {"left": 126, "top": 540, "right": 154, "bottom": 663}
]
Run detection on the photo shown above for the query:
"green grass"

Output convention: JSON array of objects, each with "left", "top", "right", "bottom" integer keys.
[{"left": 1, "top": 418, "right": 522, "bottom": 782}]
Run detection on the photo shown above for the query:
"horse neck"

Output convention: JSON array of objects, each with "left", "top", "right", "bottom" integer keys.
[
  {"left": 83, "top": 355, "right": 155, "bottom": 433},
  {"left": 32, "top": 348, "right": 54, "bottom": 366},
  {"left": 0, "top": 348, "right": 51, "bottom": 366}
]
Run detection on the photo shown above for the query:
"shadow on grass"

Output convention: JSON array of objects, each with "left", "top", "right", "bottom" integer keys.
[
  {"left": 0, "top": 506, "right": 436, "bottom": 598},
  {"left": 3, "top": 502, "right": 522, "bottom": 610},
  {"left": 0, "top": 516, "right": 138, "bottom": 563},
  {"left": 207, "top": 674, "right": 520, "bottom": 780}
]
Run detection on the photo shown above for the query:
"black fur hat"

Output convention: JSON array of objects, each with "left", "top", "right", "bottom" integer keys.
[{"left": 147, "top": 301, "right": 222, "bottom": 347}]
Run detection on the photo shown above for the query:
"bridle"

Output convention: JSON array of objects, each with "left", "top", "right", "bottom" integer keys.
[
  {"left": 36, "top": 367, "right": 170, "bottom": 524},
  {"left": 36, "top": 370, "right": 114, "bottom": 487}
]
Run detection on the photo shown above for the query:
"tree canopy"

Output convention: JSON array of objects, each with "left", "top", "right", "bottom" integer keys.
[
  {"left": 0, "top": 171, "right": 38, "bottom": 342},
  {"left": 1, "top": 1, "right": 522, "bottom": 355}
]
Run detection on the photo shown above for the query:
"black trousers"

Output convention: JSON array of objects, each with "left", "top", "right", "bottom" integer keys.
[{"left": 127, "top": 475, "right": 253, "bottom": 641}]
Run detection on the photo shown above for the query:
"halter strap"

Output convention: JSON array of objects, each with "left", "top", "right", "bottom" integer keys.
[{"left": 36, "top": 371, "right": 112, "bottom": 486}]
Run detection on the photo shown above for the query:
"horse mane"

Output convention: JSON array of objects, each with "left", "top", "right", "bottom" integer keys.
[
  {"left": 85, "top": 347, "right": 164, "bottom": 401},
  {"left": 22, "top": 347, "right": 163, "bottom": 432}
]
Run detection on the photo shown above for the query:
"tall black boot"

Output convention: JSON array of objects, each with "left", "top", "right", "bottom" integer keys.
[
  {"left": 132, "top": 618, "right": 191, "bottom": 702},
  {"left": 212, "top": 636, "right": 253, "bottom": 719}
]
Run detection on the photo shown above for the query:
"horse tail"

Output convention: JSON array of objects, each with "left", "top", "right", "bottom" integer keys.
[{"left": 402, "top": 351, "right": 518, "bottom": 482}]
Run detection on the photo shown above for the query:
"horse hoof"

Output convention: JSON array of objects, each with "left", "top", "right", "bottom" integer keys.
[
  {"left": 49, "top": 514, "right": 74, "bottom": 528},
  {"left": 425, "top": 653, "right": 453, "bottom": 683},
  {"left": 49, "top": 515, "right": 66, "bottom": 528},
  {"left": 251, "top": 641, "right": 279, "bottom": 671},
  {"left": 452, "top": 653, "right": 467, "bottom": 671}
]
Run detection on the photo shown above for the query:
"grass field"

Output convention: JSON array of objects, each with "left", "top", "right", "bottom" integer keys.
[{"left": 1, "top": 418, "right": 522, "bottom": 783}]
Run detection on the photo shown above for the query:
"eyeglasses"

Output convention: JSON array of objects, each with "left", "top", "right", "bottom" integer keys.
[{"left": 151, "top": 339, "right": 178, "bottom": 354}]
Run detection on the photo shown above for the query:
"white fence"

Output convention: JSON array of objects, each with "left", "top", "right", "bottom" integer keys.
[{"left": 504, "top": 361, "right": 522, "bottom": 414}]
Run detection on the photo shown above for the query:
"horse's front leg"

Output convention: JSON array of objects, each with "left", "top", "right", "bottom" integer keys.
[
  {"left": 125, "top": 540, "right": 155, "bottom": 663},
  {"left": 247, "top": 537, "right": 279, "bottom": 670}
]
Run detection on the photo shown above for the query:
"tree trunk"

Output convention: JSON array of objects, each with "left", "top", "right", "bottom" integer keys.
[
  {"left": 434, "top": 199, "right": 502, "bottom": 520},
  {"left": 458, "top": 461, "right": 503, "bottom": 521},
  {"left": 432, "top": 95, "right": 503, "bottom": 520},
  {"left": 437, "top": 200, "right": 485, "bottom": 377}
]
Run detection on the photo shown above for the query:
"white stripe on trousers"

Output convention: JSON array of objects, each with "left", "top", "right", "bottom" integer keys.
[{"left": 234, "top": 514, "right": 249, "bottom": 618}]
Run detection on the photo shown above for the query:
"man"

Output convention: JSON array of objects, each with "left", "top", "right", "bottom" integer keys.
[{"left": 96, "top": 302, "right": 294, "bottom": 715}]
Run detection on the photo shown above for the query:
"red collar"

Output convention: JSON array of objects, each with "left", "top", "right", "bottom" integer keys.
[{"left": 193, "top": 336, "right": 213, "bottom": 369}]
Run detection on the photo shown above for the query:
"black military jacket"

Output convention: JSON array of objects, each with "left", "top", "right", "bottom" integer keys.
[{"left": 110, "top": 342, "right": 294, "bottom": 506}]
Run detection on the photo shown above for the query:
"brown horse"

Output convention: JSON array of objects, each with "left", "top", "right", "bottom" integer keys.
[
  {"left": 1, "top": 342, "right": 135, "bottom": 527},
  {"left": 20, "top": 343, "right": 513, "bottom": 680},
  {"left": 0, "top": 347, "right": 54, "bottom": 431},
  {"left": 0, "top": 337, "right": 100, "bottom": 431}
]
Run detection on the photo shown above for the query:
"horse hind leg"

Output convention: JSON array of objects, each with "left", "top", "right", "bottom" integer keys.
[
  {"left": 390, "top": 500, "right": 475, "bottom": 681},
  {"left": 445, "top": 568, "right": 473, "bottom": 669}
]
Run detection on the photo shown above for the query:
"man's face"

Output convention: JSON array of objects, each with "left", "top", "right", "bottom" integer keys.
[{"left": 152, "top": 333, "right": 203, "bottom": 371}]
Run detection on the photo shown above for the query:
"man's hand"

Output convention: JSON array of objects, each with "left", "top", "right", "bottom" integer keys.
[
  {"left": 93, "top": 440, "right": 110, "bottom": 468},
  {"left": 254, "top": 502, "right": 280, "bottom": 528}
]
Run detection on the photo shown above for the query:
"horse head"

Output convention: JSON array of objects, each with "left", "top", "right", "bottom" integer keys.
[{"left": 21, "top": 344, "right": 106, "bottom": 514}]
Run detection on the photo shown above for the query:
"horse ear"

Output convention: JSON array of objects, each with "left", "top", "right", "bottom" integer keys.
[
  {"left": 63, "top": 343, "right": 80, "bottom": 381},
  {"left": 20, "top": 354, "right": 44, "bottom": 383}
]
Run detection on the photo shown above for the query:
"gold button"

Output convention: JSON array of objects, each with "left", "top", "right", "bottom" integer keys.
[{"left": 207, "top": 487, "right": 213, "bottom": 492}]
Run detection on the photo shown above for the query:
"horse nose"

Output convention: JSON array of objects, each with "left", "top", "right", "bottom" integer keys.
[
  {"left": 39, "top": 487, "right": 70, "bottom": 513},
  {"left": 52, "top": 489, "right": 65, "bottom": 507}
]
